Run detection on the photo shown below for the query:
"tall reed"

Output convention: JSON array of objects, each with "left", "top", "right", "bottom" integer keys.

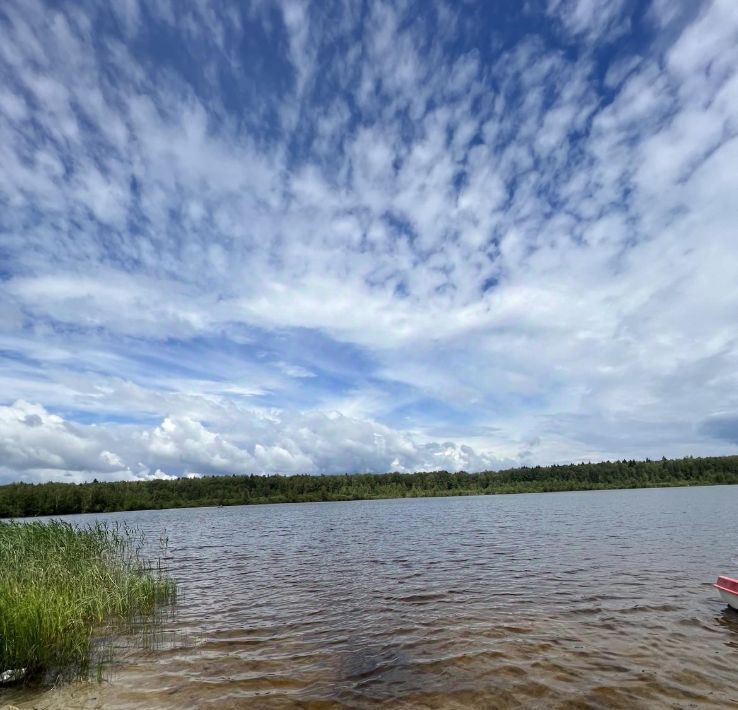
[{"left": 0, "top": 519, "right": 176, "bottom": 681}]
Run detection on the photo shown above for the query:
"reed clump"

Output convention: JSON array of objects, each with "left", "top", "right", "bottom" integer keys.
[{"left": 0, "top": 519, "right": 176, "bottom": 682}]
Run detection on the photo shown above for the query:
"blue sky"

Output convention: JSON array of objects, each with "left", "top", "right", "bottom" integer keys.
[{"left": 1, "top": 0, "right": 737, "bottom": 482}]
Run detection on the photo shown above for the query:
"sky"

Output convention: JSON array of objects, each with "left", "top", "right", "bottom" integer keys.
[{"left": 0, "top": 0, "right": 737, "bottom": 484}]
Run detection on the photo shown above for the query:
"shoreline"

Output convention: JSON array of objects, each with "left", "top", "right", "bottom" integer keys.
[{"left": 2, "top": 453, "right": 738, "bottom": 518}]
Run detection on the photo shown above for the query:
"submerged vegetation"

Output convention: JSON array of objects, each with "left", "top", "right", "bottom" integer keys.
[
  {"left": 0, "top": 520, "right": 176, "bottom": 681},
  {"left": 0, "top": 455, "right": 737, "bottom": 517}
]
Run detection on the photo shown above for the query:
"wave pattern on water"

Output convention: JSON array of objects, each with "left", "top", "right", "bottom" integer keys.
[{"left": 5, "top": 486, "right": 738, "bottom": 708}]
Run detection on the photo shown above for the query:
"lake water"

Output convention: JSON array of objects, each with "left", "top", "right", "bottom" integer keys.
[{"left": 4, "top": 485, "right": 738, "bottom": 708}]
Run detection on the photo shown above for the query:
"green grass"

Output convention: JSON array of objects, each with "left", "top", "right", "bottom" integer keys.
[{"left": 0, "top": 519, "right": 176, "bottom": 683}]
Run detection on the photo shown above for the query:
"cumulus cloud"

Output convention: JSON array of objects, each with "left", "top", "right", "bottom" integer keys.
[
  {"left": 0, "top": 401, "right": 128, "bottom": 477},
  {"left": 0, "top": 0, "right": 737, "bottom": 481},
  {"left": 0, "top": 402, "right": 510, "bottom": 484}
]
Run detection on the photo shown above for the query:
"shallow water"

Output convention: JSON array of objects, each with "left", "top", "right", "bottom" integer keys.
[{"left": 4, "top": 485, "right": 738, "bottom": 708}]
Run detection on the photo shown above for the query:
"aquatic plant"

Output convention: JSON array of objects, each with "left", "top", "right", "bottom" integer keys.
[{"left": 0, "top": 519, "right": 176, "bottom": 682}]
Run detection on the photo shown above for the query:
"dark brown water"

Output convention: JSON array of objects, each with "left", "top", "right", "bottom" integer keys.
[{"left": 4, "top": 485, "right": 738, "bottom": 708}]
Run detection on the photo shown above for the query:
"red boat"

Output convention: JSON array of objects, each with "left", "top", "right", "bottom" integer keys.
[{"left": 714, "top": 576, "right": 738, "bottom": 610}]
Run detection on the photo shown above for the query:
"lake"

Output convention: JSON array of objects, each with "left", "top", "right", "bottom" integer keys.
[{"left": 4, "top": 485, "right": 738, "bottom": 708}]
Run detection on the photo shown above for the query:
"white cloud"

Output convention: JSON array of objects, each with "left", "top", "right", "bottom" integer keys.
[
  {"left": 0, "top": 401, "right": 510, "bottom": 484},
  {"left": 0, "top": 401, "right": 125, "bottom": 476},
  {"left": 0, "top": 0, "right": 737, "bottom": 479},
  {"left": 547, "top": 0, "right": 630, "bottom": 42}
]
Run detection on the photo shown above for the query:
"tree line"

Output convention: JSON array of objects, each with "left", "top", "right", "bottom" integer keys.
[{"left": 1, "top": 454, "right": 737, "bottom": 518}]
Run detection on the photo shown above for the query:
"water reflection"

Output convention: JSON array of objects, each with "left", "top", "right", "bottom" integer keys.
[
  {"left": 4, "top": 485, "right": 738, "bottom": 709},
  {"left": 715, "top": 607, "right": 738, "bottom": 646}
]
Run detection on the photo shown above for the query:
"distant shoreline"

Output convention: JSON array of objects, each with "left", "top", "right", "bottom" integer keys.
[{"left": 2, "top": 454, "right": 737, "bottom": 518}]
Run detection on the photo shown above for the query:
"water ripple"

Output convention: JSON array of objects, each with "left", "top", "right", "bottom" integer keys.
[{"left": 5, "top": 486, "right": 738, "bottom": 708}]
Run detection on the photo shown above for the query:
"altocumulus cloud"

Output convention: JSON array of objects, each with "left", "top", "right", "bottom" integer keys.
[{"left": 0, "top": 0, "right": 737, "bottom": 482}]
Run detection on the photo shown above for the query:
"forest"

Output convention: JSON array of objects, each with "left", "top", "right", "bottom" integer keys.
[{"left": 0, "top": 454, "right": 737, "bottom": 518}]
